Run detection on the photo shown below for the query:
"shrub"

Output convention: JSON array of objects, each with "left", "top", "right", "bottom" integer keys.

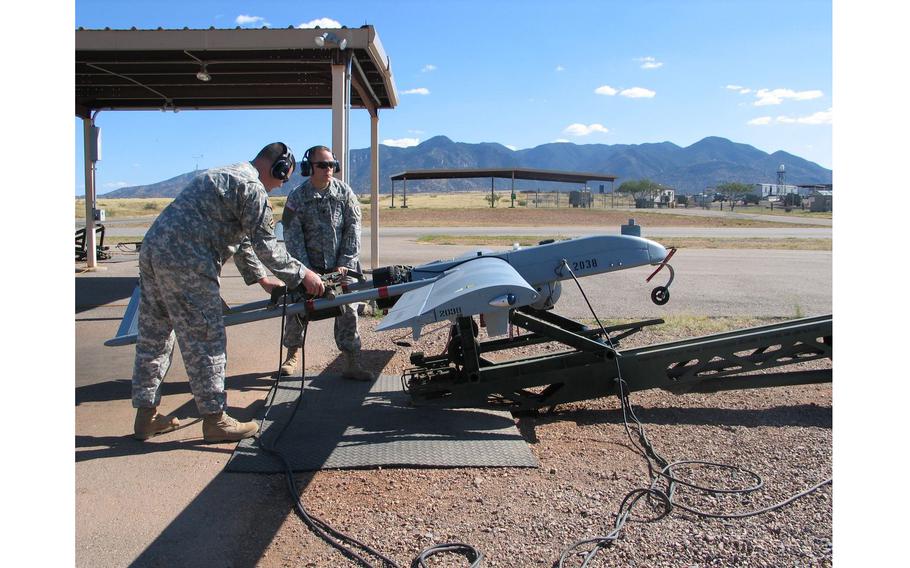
[{"left": 484, "top": 193, "right": 503, "bottom": 206}]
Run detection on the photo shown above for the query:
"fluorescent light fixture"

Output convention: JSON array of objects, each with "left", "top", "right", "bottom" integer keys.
[
  {"left": 315, "top": 32, "right": 347, "bottom": 50},
  {"left": 196, "top": 64, "right": 211, "bottom": 82}
]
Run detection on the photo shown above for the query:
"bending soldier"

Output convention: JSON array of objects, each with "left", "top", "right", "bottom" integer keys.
[
  {"left": 279, "top": 145, "right": 375, "bottom": 381},
  {"left": 131, "top": 142, "right": 325, "bottom": 442}
]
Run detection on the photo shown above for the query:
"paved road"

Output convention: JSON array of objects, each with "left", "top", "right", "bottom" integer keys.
[{"left": 364, "top": 225, "right": 832, "bottom": 238}]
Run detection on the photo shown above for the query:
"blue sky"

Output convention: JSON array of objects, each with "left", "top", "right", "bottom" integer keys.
[{"left": 74, "top": 0, "right": 832, "bottom": 194}]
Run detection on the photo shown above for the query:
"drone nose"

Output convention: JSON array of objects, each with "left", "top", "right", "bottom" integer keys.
[{"left": 647, "top": 240, "right": 669, "bottom": 264}]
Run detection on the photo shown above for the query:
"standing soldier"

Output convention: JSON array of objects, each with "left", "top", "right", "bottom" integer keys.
[
  {"left": 132, "top": 142, "right": 325, "bottom": 442},
  {"left": 279, "top": 145, "right": 374, "bottom": 381}
]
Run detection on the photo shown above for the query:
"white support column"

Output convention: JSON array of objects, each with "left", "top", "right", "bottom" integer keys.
[
  {"left": 82, "top": 117, "right": 98, "bottom": 269},
  {"left": 370, "top": 112, "right": 380, "bottom": 269},
  {"left": 331, "top": 61, "right": 348, "bottom": 184}
]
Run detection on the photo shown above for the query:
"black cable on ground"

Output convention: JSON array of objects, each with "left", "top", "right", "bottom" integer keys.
[
  {"left": 258, "top": 288, "right": 482, "bottom": 567},
  {"left": 554, "top": 260, "right": 832, "bottom": 568},
  {"left": 258, "top": 291, "right": 398, "bottom": 567}
]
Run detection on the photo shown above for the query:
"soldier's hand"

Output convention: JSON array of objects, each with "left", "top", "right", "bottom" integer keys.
[
  {"left": 334, "top": 266, "right": 348, "bottom": 276},
  {"left": 257, "top": 276, "right": 284, "bottom": 294},
  {"left": 302, "top": 269, "right": 326, "bottom": 296}
]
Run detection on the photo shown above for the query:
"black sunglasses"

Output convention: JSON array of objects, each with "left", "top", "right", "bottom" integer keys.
[{"left": 313, "top": 161, "right": 338, "bottom": 170}]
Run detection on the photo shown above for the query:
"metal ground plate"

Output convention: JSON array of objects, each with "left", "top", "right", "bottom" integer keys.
[{"left": 226, "top": 374, "right": 538, "bottom": 473}]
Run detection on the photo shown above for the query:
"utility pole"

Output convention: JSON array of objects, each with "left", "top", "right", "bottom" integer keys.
[{"left": 192, "top": 154, "right": 204, "bottom": 173}]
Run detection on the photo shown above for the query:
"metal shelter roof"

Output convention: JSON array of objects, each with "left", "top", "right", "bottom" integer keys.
[
  {"left": 389, "top": 168, "right": 617, "bottom": 184},
  {"left": 75, "top": 25, "right": 397, "bottom": 270},
  {"left": 76, "top": 26, "right": 398, "bottom": 116}
]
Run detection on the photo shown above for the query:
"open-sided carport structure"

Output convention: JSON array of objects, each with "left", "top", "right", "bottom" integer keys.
[
  {"left": 389, "top": 168, "right": 617, "bottom": 208},
  {"left": 76, "top": 26, "right": 398, "bottom": 268}
]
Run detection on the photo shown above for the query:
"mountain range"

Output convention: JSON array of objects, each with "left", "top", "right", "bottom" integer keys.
[{"left": 95, "top": 135, "right": 832, "bottom": 198}]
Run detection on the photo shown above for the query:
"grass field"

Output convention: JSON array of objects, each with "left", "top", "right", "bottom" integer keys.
[
  {"left": 76, "top": 193, "right": 832, "bottom": 221},
  {"left": 76, "top": 193, "right": 817, "bottom": 230},
  {"left": 75, "top": 198, "right": 173, "bottom": 219},
  {"left": 721, "top": 204, "right": 833, "bottom": 219}
]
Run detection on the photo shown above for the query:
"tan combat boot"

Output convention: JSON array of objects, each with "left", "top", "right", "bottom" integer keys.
[
  {"left": 279, "top": 346, "right": 299, "bottom": 376},
  {"left": 202, "top": 412, "right": 259, "bottom": 443},
  {"left": 342, "top": 352, "right": 376, "bottom": 382},
  {"left": 133, "top": 407, "right": 180, "bottom": 440}
]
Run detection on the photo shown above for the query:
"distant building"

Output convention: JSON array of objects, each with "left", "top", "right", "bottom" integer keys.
[
  {"left": 754, "top": 182, "right": 804, "bottom": 199},
  {"left": 568, "top": 190, "right": 593, "bottom": 208},
  {"left": 655, "top": 187, "right": 675, "bottom": 208},
  {"left": 691, "top": 192, "right": 714, "bottom": 207},
  {"left": 804, "top": 188, "right": 833, "bottom": 212}
]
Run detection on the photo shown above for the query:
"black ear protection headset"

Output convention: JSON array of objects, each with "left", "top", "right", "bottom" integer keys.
[
  {"left": 270, "top": 143, "right": 296, "bottom": 181},
  {"left": 300, "top": 146, "right": 341, "bottom": 177}
]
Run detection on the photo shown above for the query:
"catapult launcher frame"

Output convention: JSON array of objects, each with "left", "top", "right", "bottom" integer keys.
[{"left": 403, "top": 308, "right": 832, "bottom": 412}]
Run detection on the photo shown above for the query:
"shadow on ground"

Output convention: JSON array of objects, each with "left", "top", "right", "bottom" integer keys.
[
  {"left": 75, "top": 372, "right": 275, "bottom": 406},
  {"left": 75, "top": 276, "right": 137, "bottom": 313}
]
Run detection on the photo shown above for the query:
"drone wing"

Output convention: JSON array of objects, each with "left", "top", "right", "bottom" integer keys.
[{"left": 376, "top": 256, "right": 539, "bottom": 339}]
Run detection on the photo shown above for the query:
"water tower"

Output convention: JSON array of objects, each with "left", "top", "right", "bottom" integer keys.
[{"left": 777, "top": 163, "right": 786, "bottom": 196}]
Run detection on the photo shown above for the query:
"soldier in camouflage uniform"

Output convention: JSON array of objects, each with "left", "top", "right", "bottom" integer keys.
[
  {"left": 279, "top": 145, "right": 375, "bottom": 381},
  {"left": 132, "top": 142, "right": 326, "bottom": 442}
]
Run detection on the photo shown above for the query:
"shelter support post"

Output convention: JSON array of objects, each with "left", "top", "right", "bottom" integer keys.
[
  {"left": 82, "top": 116, "right": 100, "bottom": 270},
  {"left": 402, "top": 178, "right": 408, "bottom": 208},
  {"left": 371, "top": 113, "right": 379, "bottom": 269},
  {"left": 331, "top": 58, "right": 350, "bottom": 184}
]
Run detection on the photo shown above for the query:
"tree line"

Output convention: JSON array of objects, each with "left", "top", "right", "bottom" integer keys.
[{"left": 617, "top": 179, "right": 767, "bottom": 210}]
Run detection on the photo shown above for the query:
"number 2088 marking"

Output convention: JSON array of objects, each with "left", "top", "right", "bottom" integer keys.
[{"left": 571, "top": 258, "right": 598, "bottom": 271}]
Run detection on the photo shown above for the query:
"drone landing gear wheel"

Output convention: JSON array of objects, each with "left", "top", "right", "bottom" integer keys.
[{"left": 651, "top": 286, "right": 670, "bottom": 306}]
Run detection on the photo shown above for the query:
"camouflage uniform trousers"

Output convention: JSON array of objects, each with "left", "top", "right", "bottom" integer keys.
[
  {"left": 131, "top": 253, "right": 229, "bottom": 415},
  {"left": 282, "top": 275, "right": 362, "bottom": 354}
]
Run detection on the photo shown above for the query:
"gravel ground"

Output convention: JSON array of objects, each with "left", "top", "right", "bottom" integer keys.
[{"left": 259, "top": 315, "right": 832, "bottom": 568}]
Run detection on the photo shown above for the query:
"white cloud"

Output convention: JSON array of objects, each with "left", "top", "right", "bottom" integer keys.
[
  {"left": 103, "top": 181, "right": 130, "bottom": 189},
  {"left": 739, "top": 88, "right": 751, "bottom": 94},
  {"left": 776, "top": 108, "right": 833, "bottom": 125},
  {"left": 594, "top": 85, "right": 618, "bottom": 96},
  {"left": 754, "top": 88, "right": 824, "bottom": 106},
  {"left": 236, "top": 14, "right": 270, "bottom": 27},
  {"left": 421, "top": 64, "right": 437, "bottom": 72},
  {"left": 726, "top": 84, "right": 744, "bottom": 90},
  {"left": 552, "top": 139, "right": 571, "bottom": 143},
  {"left": 796, "top": 108, "right": 833, "bottom": 124},
  {"left": 748, "top": 108, "right": 832, "bottom": 126},
  {"left": 383, "top": 138, "right": 420, "bottom": 148},
  {"left": 638, "top": 56, "right": 663, "bottom": 69},
  {"left": 297, "top": 17, "right": 342, "bottom": 28},
  {"left": 555, "top": 65, "right": 565, "bottom": 72},
  {"left": 726, "top": 85, "right": 752, "bottom": 95},
  {"left": 563, "top": 123, "right": 609, "bottom": 136},
  {"left": 402, "top": 88, "right": 430, "bottom": 95},
  {"left": 505, "top": 144, "right": 518, "bottom": 151},
  {"left": 619, "top": 87, "right": 656, "bottom": 98}
]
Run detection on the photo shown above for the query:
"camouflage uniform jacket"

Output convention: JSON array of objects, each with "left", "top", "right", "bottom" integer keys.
[
  {"left": 283, "top": 177, "right": 361, "bottom": 271},
  {"left": 142, "top": 161, "right": 306, "bottom": 287}
]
